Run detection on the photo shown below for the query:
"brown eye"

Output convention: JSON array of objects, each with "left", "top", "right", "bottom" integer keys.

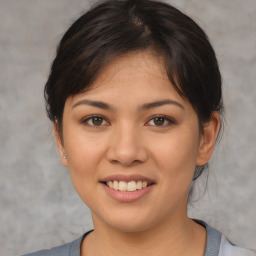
[
  {"left": 91, "top": 116, "right": 104, "bottom": 126},
  {"left": 147, "top": 116, "right": 174, "bottom": 127},
  {"left": 153, "top": 117, "right": 165, "bottom": 126},
  {"left": 83, "top": 115, "right": 108, "bottom": 127}
]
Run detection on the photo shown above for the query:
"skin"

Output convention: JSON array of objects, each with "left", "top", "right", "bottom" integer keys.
[{"left": 55, "top": 51, "right": 220, "bottom": 256}]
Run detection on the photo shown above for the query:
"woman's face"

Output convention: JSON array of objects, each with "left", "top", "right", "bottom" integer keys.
[{"left": 57, "top": 51, "right": 218, "bottom": 232}]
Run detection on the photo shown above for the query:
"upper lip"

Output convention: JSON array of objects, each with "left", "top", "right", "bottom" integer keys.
[{"left": 100, "top": 174, "right": 156, "bottom": 184}]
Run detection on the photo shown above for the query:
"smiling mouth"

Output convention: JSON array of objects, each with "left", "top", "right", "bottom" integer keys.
[{"left": 102, "top": 180, "right": 153, "bottom": 192}]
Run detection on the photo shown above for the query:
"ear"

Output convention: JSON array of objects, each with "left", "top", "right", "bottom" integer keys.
[
  {"left": 54, "top": 121, "right": 68, "bottom": 167},
  {"left": 196, "top": 112, "right": 220, "bottom": 166}
]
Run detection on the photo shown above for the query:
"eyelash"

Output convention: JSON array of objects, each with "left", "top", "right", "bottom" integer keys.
[
  {"left": 146, "top": 115, "right": 175, "bottom": 127},
  {"left": 82, "top": 114, "right": 175, "bottom": 128},
  {"left": 82, "top": 115, "right": 109, "bottom": 127}
]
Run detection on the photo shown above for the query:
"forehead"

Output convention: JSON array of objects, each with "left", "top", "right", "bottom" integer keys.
[
  {"left": 98, "top": 51, "right": 166, "bottom": 79},
  {"left": 66, "top": 51, "right": 194, "bottom": 115},
  {"left": 75, "top": 51, "right": 178, "bottom": 99}
]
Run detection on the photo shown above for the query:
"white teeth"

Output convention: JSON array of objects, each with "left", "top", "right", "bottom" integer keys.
[
  {"left": 142, "top": 181, "right": 147, "bottom": 188},
  {"left": 113, "top": 180, "right": 119, "bottom": 190},
  {"left": 127, "top": 181, "right": 137, "bottom": 191},
  {"left": 118, "top": 181, "right": 127, "bottom": 191},
  {"left": 107, "top": 181, "right": 113, "bottom": 188},
  {"left": 106, "top": 180, "right": 149, "bottom": 191},
  {"left": 136, "top": 181, "right": 142, "bottom": 189}
]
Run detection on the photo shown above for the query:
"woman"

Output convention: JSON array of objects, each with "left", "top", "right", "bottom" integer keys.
[{"left": 22, "top": 0, "right": 255, "bottom": 255}]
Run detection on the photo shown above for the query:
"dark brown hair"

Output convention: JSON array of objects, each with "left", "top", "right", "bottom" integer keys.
[{"left": 44, "top": 0, "right": 223, "bottom": 181}]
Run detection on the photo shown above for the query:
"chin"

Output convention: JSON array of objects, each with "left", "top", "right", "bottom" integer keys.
[
  {"left": 93, "top": 208, "right": 160, "bottom": 233},
  {"left": 109, "top": 220, "right": 153, "bottom": 233}
]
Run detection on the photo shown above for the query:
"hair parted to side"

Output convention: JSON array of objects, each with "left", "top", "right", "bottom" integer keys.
[{"left": 44, "top": 0, "right": 223, "bottom": 182}]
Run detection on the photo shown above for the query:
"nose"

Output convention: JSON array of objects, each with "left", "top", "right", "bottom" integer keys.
[{"left": 106, "top": 124, "right": 148, "bottom": 167}]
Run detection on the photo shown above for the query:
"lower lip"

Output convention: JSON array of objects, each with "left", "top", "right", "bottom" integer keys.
[{"left": 102, "top": 183, "right": 154, "bottom": 203}]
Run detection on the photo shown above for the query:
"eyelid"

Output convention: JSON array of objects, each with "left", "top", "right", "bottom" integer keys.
[
  {"left": 81, "top": 114, "right": 110, "bottom": 126},
  {"left": 145, "top": 115, "right": 175, "bottom": 126}
]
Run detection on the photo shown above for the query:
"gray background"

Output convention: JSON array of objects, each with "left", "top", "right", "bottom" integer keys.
[{"left": 0, "top": 0, "right": 255, "bottom": 255}]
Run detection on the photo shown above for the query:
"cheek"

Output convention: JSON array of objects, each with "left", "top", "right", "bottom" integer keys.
[
  {"left": 64, "top": 123, "right": 105, "bottom": 161},
  {"left": 151, "top": 128, "right": 200, "bottom": 179},
  {"left": 63, "top": 129, "right": 106, "bottom": 187},
  {"left": 64, "top": 138, "right": 104, "bottom": 207}
]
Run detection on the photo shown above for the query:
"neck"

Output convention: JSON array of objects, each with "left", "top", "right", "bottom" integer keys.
[{"left": 81, "top": 216, "right": 206, "bottom": 256}]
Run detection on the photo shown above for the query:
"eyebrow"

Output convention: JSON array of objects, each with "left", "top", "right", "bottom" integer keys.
[
  {"left": 139, "top": 99, "right": 184, "bottom": 111},
  {"left": 72, "top": 99, "right": 113, "bottom": 110},
  {"left": 72, "top": 99, "right": 184, "bottom": 111}
]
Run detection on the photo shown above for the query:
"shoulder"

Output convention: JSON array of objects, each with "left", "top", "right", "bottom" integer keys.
[
  {"left": 219, "top": 235, "right": 256, "bottom": 256},
  {"left": 195, "top": 220, "right": 256, "bottom": 256},
  {"left": 20, "top": 233, "right": 86, "bottom": 256},
  {"left": 20, "top": 242, "right": 71, "bottom": 256}
]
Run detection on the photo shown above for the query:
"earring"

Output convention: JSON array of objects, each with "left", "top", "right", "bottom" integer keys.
[{"left": 64, "top": 156, "right": 67, "bottom": 159}]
